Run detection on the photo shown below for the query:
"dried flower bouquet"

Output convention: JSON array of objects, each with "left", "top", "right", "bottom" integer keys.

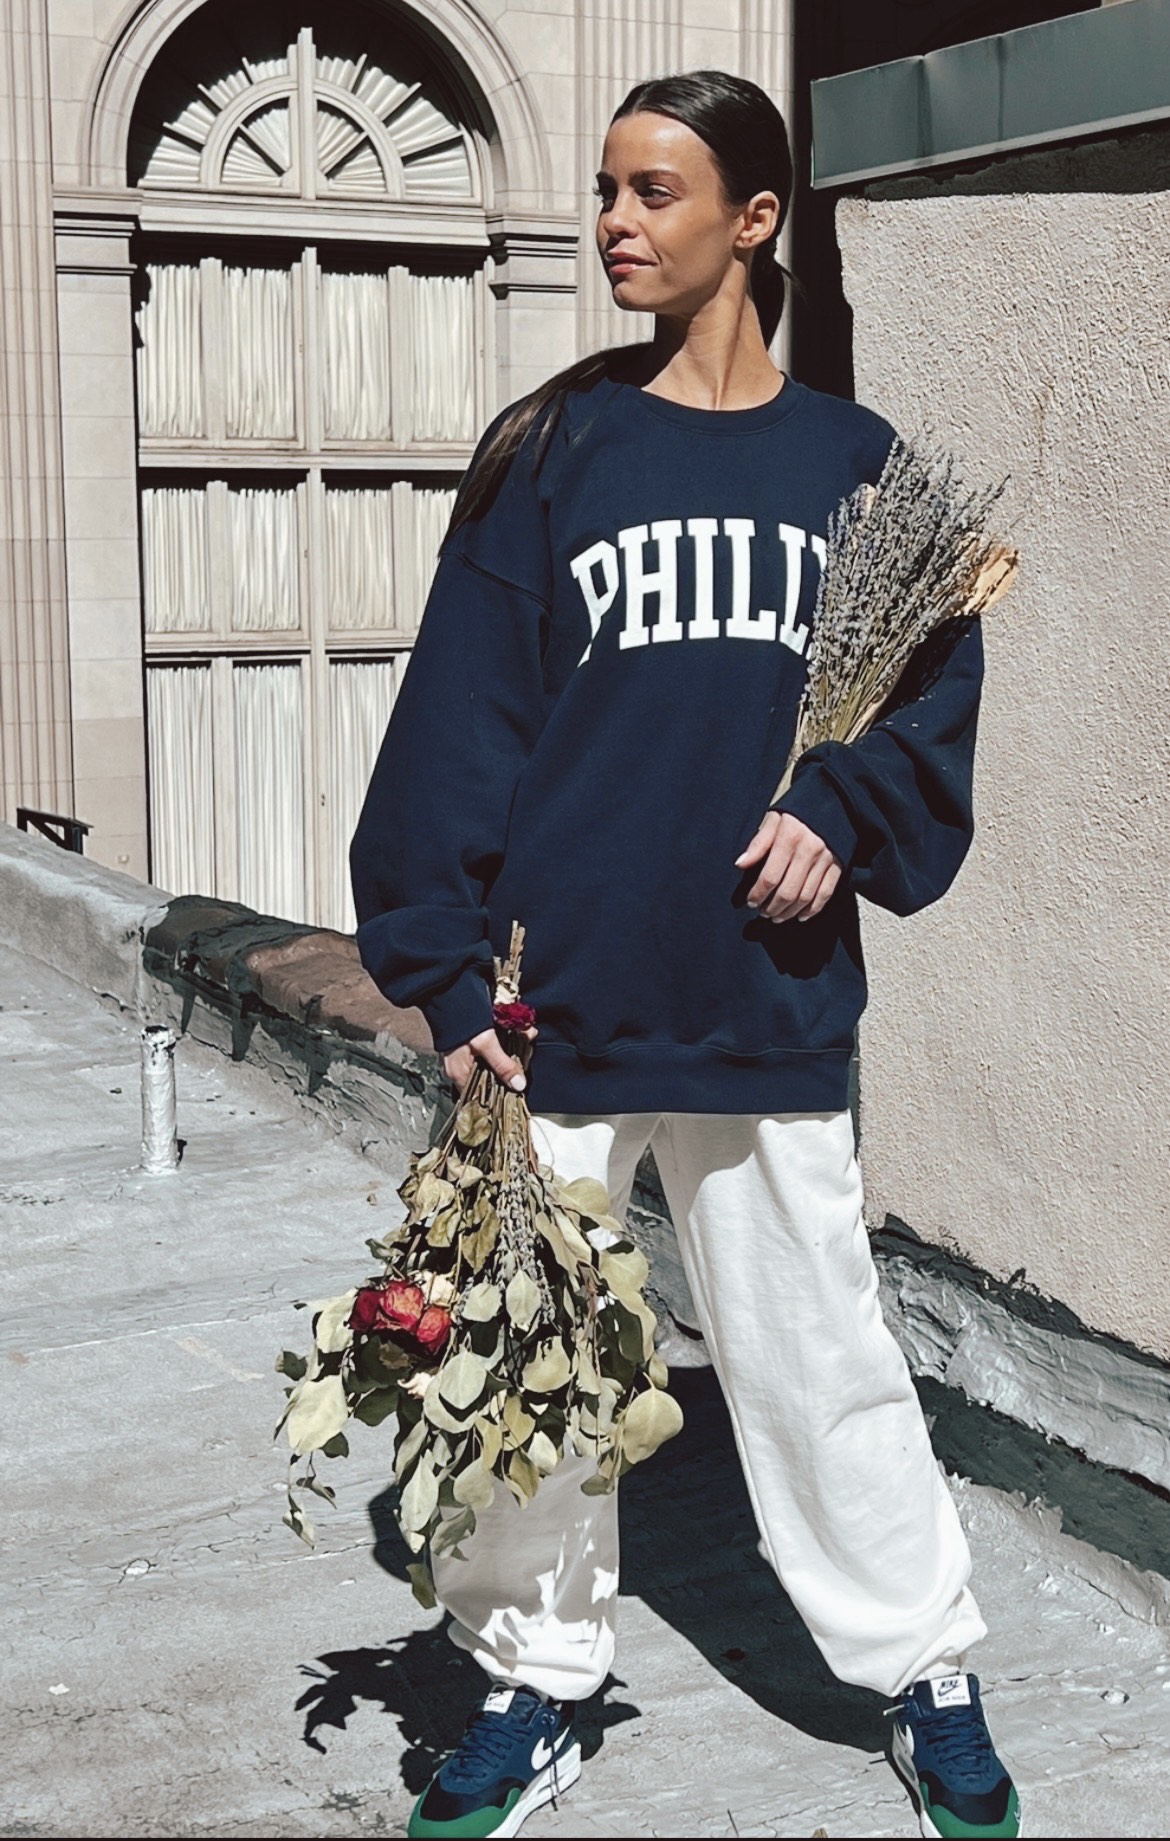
[
  {"left": 275, "top": 922, "right": 682, "bottom": 1603},
  {"left": 771, "top": 435, "right": 1019, "bottom": 804}
]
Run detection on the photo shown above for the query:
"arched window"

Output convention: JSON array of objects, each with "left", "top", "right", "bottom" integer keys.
[{"left": 131, "top": 0, "right": 490, "bottom": 930}]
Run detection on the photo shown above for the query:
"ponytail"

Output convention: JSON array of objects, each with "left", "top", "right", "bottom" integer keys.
[{"left": 444, "top": 340, "right": 655, "bottom": 542}]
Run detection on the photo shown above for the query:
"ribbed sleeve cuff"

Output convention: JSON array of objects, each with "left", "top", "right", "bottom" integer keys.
[
  {"left": 419, "top": 967, "right": 497, "bottom": 1055},
  {"left": 769, "top": 762, "right": 859, "bottom": 876}
]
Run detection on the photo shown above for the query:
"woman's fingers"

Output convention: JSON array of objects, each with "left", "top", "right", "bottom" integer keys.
[{"left": 744, "top": 811, "right": 841, "bottom": 921}]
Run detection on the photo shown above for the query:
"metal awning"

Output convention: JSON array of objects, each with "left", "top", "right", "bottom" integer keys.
[{"left": 811, "top": 0, "right": 1170, "bottom": 187}]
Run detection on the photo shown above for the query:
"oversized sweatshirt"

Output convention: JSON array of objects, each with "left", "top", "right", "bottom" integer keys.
[{"left": 350, "top": 370, "right": 983, "bottom": 1114}]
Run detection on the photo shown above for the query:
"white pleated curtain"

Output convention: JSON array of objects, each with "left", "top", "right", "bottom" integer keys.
[
  {"left": 138, "top": 250, "right": 477, "bottom": 931},
  {"left": 145, "top": 665, "right": 215, "bottom": 896},
  {"left": 328, "top": 659, "right": 405, "bottom": 933},
  {"left": 234, "top": 663, "right": 307, "bottom": 922},
  {"left": 142, "top": 487, "right": 211, "bottom": 632}
]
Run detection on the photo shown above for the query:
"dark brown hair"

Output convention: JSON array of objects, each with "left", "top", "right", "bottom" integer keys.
[{"left": 444, "top": 68, "right": 795, "bottom": 543}]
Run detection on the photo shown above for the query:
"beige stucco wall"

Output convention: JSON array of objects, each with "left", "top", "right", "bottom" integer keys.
[{"left": 840, "top": 132, "right": 1170, "bottom": 1360}]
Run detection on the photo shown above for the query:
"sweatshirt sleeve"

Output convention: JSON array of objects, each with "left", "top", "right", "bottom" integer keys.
[
  {"left": 348, "top": 404, "right": 554, "bottom": 1052},
  {"left": 769, "top": 609, "right": 984, "bottom": 916}
]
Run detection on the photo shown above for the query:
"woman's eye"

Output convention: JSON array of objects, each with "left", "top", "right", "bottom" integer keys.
[{"left": 592, "top": 185, "right": 670, "bottom": 203}]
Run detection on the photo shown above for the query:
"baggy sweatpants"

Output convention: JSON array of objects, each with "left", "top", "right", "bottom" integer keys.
[{"left": 429, "top": 1108, "right": 988, "bottom": 1702}]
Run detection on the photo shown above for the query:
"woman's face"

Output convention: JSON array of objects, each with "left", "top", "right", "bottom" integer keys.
[{"left": 594, "top": 110, "right": 777, "bottom": 317}]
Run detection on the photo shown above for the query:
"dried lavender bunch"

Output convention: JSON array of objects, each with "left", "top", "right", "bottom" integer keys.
[{"left": 771, "top": 436, "right": 1018, "bottom": 802}]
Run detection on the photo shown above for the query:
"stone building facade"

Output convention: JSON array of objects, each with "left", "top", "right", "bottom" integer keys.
[{"left": 1, "top": 0, "right": 793, "bottom": 930}]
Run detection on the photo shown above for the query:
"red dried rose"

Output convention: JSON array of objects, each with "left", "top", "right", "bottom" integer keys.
[
  {"left": 494, "top": 1001, "right": 537, "bottom": 1032},
  {"left": 349, "top": 1281, "right": 453, "bottom": 1362},
  {"left": 415, "top": 1305, "right": 453, "bottom": 1355},
  {"left": 350, "top": 1280, "right": 425, "bottom": 1337}
]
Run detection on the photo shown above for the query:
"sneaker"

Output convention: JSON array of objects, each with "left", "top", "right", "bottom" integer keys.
[
  {"left": 407, "top": 1682, "right": 581, "bottom": 1838},
  {"left": 887, "top": 1672, "right": 1022, "bottom": 1838}
]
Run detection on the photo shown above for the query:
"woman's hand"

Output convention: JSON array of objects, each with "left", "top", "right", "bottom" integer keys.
[
  {"left": 442, "top": 1020, "right": 540, "bottom": 1098},
  {"left": 734, "top": 810, "right": 843, "bottom": 922}
]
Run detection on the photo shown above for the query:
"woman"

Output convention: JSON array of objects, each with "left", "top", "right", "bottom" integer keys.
[{"left": 350, "top": 69, "right": 1020, "bottom": 1841}]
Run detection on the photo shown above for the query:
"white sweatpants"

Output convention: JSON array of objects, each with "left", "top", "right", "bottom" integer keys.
[{"left": 430, "top": 1108, "right": 987, "bottom": 1702}]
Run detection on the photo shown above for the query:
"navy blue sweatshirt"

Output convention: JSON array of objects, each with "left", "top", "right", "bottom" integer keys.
[{"left": 350, "top": 370, "right": 983, "bottom": 1114}]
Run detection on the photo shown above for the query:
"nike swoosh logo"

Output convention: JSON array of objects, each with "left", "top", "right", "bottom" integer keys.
[{"left": 531, "top": 1734, "right": 560, "bottom": 1770}]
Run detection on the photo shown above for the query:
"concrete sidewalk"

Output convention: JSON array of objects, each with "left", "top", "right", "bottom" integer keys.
[{"left": 2, "top": 944, "right": 1168, "bottom": 1838}]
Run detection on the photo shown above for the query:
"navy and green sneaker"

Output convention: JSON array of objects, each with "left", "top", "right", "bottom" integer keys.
[
  {"left": 887, "top": 1671, "right": 1022, "bottom": 1838},
  {"left": 407, "top": 1682, "right": 581, "bottom": 1838}
]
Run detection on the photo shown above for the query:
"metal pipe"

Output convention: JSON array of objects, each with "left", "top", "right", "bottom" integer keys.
[{"left": 140, "top": 1023, "right": 180, "bottom": 1173}]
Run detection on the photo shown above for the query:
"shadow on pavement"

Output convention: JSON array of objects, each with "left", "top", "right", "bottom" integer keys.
[{"left": 296, "top": 1369, "right": 892, "bottom": 1773}]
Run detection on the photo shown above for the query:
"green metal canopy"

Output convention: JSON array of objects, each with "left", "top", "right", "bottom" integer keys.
[{"left": 811, "top": 0, "right": 1170, "bottom": 187}]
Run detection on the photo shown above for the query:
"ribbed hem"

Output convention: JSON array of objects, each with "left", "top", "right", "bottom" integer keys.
[{"left": 523, "top": 1041, "right": 853, "bottom": 1115}]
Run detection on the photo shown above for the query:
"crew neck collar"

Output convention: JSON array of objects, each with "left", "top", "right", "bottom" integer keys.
[{"left": 614, "top": 371, "right": 807, "bottom": 433}]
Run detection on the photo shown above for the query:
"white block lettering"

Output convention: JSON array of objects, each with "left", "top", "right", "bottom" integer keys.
[
  {"left": 685, "top": 518, "right": 722, "bottom": 639},
  {"left": 569, "top": 538, "right": 620, "bottom": 665},
  {"left": 617, "top": 520, "right": 683, "bottom": 649},
  {"left": 723, "top": 519, "right": 774, "bottom": 640},
  {"left": 777, "top": 522, "right": 810, "bottom": 654}
]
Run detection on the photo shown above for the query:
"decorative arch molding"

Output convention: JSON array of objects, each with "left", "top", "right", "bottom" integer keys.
[{"left": 84, "top": 0, "right": 552, "bottom": 204}]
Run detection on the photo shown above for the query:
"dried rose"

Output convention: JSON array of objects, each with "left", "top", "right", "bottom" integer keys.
[
  {"left": 350, "top": 1280, "right": 453, "bottom": 1363},
  {"left": 493, "top": 1001, "right": 537, "bottom": 1032},
  {"left": 350, "top": 1280, "right": 425, "bottom": 1337},
  {"left": 415, "top": 1305, "right": 453, "bottom": 1356}
]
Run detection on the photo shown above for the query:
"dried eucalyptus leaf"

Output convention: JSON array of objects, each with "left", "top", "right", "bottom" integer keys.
[
  {"left": 550, "top": 1208, "right": 594, "bottom": 1262},
  {"left": 618, "top": 1385, "right": 684, "bottom": 1464},
  {"left": 311, "top": 1289, "right": 359, "bottom": 1354},
  {"left": 580, "top": 1471, "right": 616, "bottom": 1497},
  {"left": 453, "top": 1458, "right": 497, "bottom": 1511},
  {"left": 600, "top": 1247, "right": 650, "bottom": 1296},
  {"left": 507, "top": 1450, "right": 540, "bottom": 1501},
  {"left": 558, "top": 1176, "right": 612, "bottom": 1219},
  {"left": 406, "top": 1560, "right": 437, "bottom": 1609},
  {"left": 503, "top": 1395, "right": 536, "bottom": 1447},
  {"left": 523, "top": 1340, "right": 573, "bottom": 1393},
  {"left": 437, "top": 1350, "right": 491, "bottom": 1414},
  {"left": 425, "top": 1201, "right": 462, "bottom": 1248},
  {"left": 352, "top": 1386, "right": 399, "bottom": 1428},
  {"left": 416, "top": 1172, "right": 457, "bottom": 1216},
  {"left": 575, "top": 1341, "right": 602, "bottom": 1395},
  {"left": 283, "top": 1496, "right": 318, "bottom": 1545},
  {"left": 395, "top": 1413, "right": 429, "bottom": 1472},
  {"left": 423, "top": 1385, "right": 473, "bottom": 1434},
  {"left": 366, "top": 1232, "right": 406, "bottom": 1262},
  {"left": 400, "top": 1454, "right": 439, "bottom": 1534},
  {"left": 528, "top": 1429, "right": 560, "bottom": 1476},
  {"left": 463, "top": 1211, "right": 501, "bottom": 1271},
  {"left": 431, "top": 1506, "right": 476, "bottom": 1557},
  {"left": 284, "top": 1371, "right": 350, "bottom": 1456},
  {"left": 461, "top": 1281, "right": 502, "bottom": 1323},
  {"left": 299, "top": 1471, "right": 337, "bottom": 1505},
  {"left": 479, "top": 1419, "right": 504, "bottom": 1471},
  {"left": 455, "top": 1100, "right": 492, "bottom": 1147},
  {"left": 504, "top": 1270, "right": 541, "bottom": 1333}
]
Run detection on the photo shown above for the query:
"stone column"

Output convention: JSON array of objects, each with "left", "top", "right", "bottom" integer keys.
[
  {"left": 54, "top": 211, "right": 149, "bottom": 880},
  {"left": 0, "top": 0, "right": 73, "bottom": 823},
  {"left": 486, "top": 213, "right": 580, "bottom": 406}
]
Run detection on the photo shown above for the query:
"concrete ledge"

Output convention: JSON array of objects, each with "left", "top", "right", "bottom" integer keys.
[
  {"left": 874, "top": 1216, "right": 1170, "bottom": 1498},
  {"left": 0, "top": 819, "right": 172, "bottom": 1014}
]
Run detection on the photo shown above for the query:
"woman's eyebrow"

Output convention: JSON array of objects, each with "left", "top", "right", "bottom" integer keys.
[{"left": 594, "top": 167, "right": 683, "bottom": 184}]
